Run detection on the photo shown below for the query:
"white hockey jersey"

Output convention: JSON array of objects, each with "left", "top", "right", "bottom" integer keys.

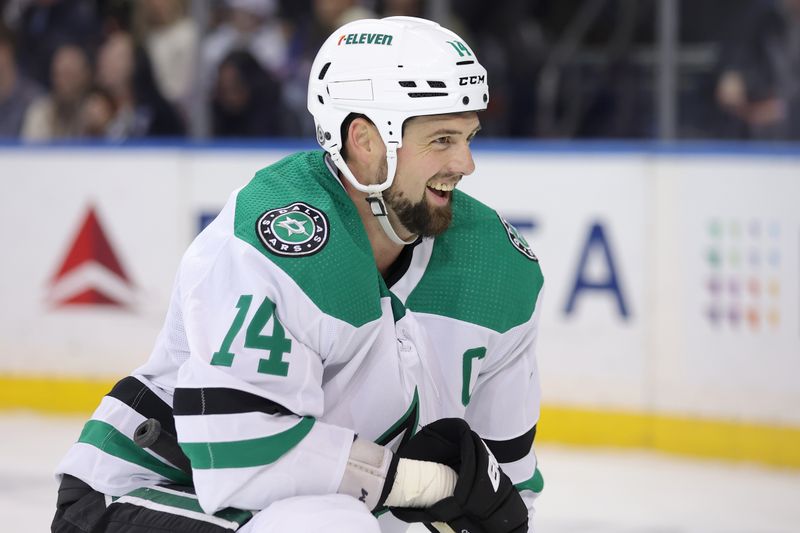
[{"left": 56, "top": 150, "right": 545, "bottom": 527}]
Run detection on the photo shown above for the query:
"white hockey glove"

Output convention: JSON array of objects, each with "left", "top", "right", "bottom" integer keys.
[{"left": 337, "top": 437, "right": 458, "bottom": 511}]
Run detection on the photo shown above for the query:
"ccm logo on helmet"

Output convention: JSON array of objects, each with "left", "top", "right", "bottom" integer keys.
[
  {"left": 459, "top": 75, "right": 486, "bottom": 86},
  {"left": 337, "top": 33, "right": 394, "bottom": 46}
]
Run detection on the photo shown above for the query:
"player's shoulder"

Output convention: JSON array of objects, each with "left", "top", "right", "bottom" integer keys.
[
  {"left": 452, "top": 191, "right": 539, "bottom": 259},
  {"left": 230, "top": 150, "right": 383, "bottom": 327},
  {"left": 406, "top": 190, "right": 543, "bottom": 333}
]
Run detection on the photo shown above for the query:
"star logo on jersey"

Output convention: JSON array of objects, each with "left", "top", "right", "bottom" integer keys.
[
  {"left": 257, "top": 202, "right": 329, "bottom": 257},
  {"left": 499, "top": 215, "right": 538, "bottom": 261},
  {"left": 48, "top": 205, "right": 136, "bottom": 307},
  {"left": 275, "top": 216, "right": 311, "bottom": 238}
]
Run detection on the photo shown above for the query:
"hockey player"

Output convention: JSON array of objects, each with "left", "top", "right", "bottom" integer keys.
[{"left": 52, "top": 16, "right": 544, "bottom": 533}]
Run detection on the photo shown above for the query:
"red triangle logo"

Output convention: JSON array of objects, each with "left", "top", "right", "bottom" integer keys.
[
  {"left": 49, "top": 206, "right": 134, "bottom": 308},
  {"left": 52, "top": 207, "right": 130, "bottom": 284},
  {"left": 58, "top": 287, "right": 122, "bottom": 306}
]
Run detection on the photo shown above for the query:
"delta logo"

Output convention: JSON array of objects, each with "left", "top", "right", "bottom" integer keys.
[
  {"left": 337, "top": 33, "right": 393, "bottom": 46},
  {"left": 47, "top": 205, "right": 136, "bottom": 308}
]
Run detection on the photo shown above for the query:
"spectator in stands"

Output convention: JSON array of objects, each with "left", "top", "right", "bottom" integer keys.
[
  {"left": 281, "top": 0, "right": 375, "bottom": 135},
  {"left": 202, "top": 0, "right": 288, "bottom": 82},
  {"left": 211, "top": 49, "right": 286, "bottom": 137},
  {"left": 377, "top": 0, "right": 425, "bottom": 18},
  {"left": 0, "top": 24, "right": 41, "bottom": 138},
  {"left": 442, "top": 0, "right": 547, "bottom": 137},
  {"left": 96, "top": 31, "right": 185, "bottom": 139},
  {"left": 78, "top": 85, "right": 117, "bottom": 137},
  {"left": 134, "top": 0, "right": 199, "bottom": 115},
  {"left": 715, "top": 0, "right": 800, "bottom": 139},
  {"left": 21, "top": 44, "right": 91, "bottom": 140},
  {"left": 13, "top": 0, "right": 100, "bottom": 87}
]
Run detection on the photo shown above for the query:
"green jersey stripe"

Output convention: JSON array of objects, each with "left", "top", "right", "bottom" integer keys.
[
  {"left": 113, "top": 495, "right": 244, "bottom": 530},
  {"left": 514, "top": 467, "right": 544, "bottom": 494},
  {"left": 122, "top": 487, "right": 252, "bottom": 525},
  {"left": 78, "top": 420, "right": 192, "bottom": 485},
  {"left": 180, "top": 416, "right": 315, "bottom": 469}
]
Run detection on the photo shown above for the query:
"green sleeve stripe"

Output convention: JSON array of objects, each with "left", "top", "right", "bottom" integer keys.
[
  {"left": 514, "top": 467, "right": 544, "bottom": 494},
  {"left": 78, "top": 420, "right": 192, "bottom": 485},
  {"left": 123, "top": 487, "right": 252, "bottom": 525},
  {"left": 180, "top": 416, "right": 315, "bottom": 469}
]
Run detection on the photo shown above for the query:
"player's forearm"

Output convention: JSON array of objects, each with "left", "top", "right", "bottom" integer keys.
[{"left": 176, "top": 412, "right": 355, "bottom": 514}]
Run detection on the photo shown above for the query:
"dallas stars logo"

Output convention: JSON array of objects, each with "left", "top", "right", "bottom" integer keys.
[
  {"left": 499, "top": 215, "right": 538, "bottom": 262},
  {"left": 276, "top": 216, "right": 311, "bottom": 238},
  {"left": 257, "top": 202, "right": 329, "bottom": 257}
]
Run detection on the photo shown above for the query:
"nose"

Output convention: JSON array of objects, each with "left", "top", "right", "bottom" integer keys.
[{"left": 452, "top": 142, "right": 476, "bottom": 177}]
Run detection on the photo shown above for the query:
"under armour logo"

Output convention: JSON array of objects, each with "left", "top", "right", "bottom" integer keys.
[{"left": 359, "top": 488, "right": 368, "bottom": 502}]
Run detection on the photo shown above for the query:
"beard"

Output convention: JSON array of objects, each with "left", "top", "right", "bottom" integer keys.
[{"left": 383, "top": 180, "right": 453, "bottom": 238}]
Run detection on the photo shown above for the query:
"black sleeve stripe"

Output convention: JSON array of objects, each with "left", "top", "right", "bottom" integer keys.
[
  {"left": 106, "top": 376, "right": 177, "bottom": 436},
  {"left": 173, "top": 387, "right": 294, "bottom": 417},
  {"left": 484, "top": 424, "right": 537, "bottom": 464}
]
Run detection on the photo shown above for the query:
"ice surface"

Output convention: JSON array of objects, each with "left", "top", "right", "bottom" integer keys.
[{"left": 3, "top": 413, "right": 798, "bottom": 532}]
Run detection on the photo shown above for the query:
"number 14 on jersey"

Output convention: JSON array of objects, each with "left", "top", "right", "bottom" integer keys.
[{"left": 210, "top": 295, "right": 293, "bottom": 377}]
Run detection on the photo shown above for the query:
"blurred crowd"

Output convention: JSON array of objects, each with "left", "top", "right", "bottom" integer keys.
[{"left": 0, "top": 0, "right": 798, "bottom": 142}]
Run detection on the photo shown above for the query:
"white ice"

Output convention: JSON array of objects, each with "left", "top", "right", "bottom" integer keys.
[{"left": 2, "top": 413, "right": 798, "bottom": 532}]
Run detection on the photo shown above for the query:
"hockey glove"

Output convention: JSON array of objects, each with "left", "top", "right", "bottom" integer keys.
[{"left": 389, "top": 418, "right": 528, "bottom": 533}]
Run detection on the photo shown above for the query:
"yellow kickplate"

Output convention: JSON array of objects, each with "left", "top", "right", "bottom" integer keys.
[
  {"left": 2, "top": 377, "right": 798, "bottom": 468},
  {"left": 540, "top": 405, "right": 800, "bottom": 468},
  {"left": 0, "top": 375, "right": 117, "bottom": 414}
]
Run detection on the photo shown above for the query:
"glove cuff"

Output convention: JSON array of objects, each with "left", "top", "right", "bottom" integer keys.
[{"left": 337, "top": 437, "right": 394, "bottom": 510}]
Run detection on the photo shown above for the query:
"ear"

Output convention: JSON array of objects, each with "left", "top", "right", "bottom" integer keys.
[{"left": 346, "top": 117, "right": 382, "bottom": 164}]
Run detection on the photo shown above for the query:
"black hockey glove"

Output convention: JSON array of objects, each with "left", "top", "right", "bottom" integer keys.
[{"left": 388, "top": 418, "right": 528, "bottom": 533}]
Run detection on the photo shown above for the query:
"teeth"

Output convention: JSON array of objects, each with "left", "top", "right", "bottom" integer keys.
[{"left": 428, "top": 183, "right": 455, "bottom": 192}]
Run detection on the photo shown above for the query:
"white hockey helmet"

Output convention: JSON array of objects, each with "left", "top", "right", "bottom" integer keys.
[
  {"left": 307, "top": 16, "right": 488, "bottom": 193},
  {"left": 307, "top": 16, "right": 488, "bottom": 244}
]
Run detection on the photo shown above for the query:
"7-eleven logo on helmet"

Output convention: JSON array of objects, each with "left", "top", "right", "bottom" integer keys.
[{"left": 337, "top": 33, "right": 394, "bottom": 46}]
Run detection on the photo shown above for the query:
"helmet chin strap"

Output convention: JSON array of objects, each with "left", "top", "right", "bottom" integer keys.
[
  {"left": 329, "top": 143, "right": 418, "bottom": 246},
  {"left": 364, "top": 191, "right": 417, "bottom": 246}
]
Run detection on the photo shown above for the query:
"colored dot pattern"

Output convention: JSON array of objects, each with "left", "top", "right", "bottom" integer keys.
[{"left": 704, "top": 218, "right": 781, "bottom": 331}]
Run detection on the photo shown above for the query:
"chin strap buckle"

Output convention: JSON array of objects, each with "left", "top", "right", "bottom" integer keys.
[{"left": 366, "top": 194, "right": 388, "bottom": 217}]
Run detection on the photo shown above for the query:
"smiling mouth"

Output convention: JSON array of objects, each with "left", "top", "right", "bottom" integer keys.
[
  {"left": 427, "top": 181, "right": 456, "bottom": 199},
  {"left": 427, "top": 186, "right": 449, "bottom": 199}
]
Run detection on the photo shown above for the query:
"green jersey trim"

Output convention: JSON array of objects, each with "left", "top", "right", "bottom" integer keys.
[
  {"left": 78, "top": 420, "right": 192, "bottom": 485},
  {"left": 375, "top": 387, "right": 419, "bottom": 448},
  {"left": 406, "top": 191, "right": 544, "bottom": 333},
  {"left": 180, "top": 416, "right": 315, "bottom": 469},
  {"left": 389, "top": 292, "right": 406, "bottom": 323},
  {"left": 233, "top": 151, "right": 383, "bottom": 327},
  {"left": 115, "top": 487, "right": 253, "bottom": 525},
  {"left": 514, "top": 467, "right": 544, "bottom": 494}
]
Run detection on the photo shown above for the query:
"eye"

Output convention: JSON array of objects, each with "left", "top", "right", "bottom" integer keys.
[{"left": 433, "top": 136, "right": 451, "bottom": 145}]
